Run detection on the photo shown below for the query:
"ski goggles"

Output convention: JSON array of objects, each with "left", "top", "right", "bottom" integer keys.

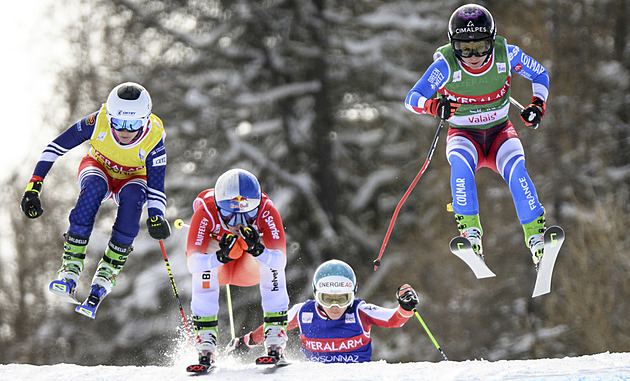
[
  {"left": 217, "top": 206, "right": 258, "bottom": 227},
  {"left": 315, "top": 291, "right": 353, "bottom": 309},
  {"left": 109, "top": 117, "right": 145, "bottom": 132},
  {"left": 452, "top": 38, "right": 493, "bottom": 58}
]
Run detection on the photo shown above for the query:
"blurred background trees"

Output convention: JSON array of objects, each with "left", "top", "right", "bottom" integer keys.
[{"left": 1, "top": 0, "right": 629, "bottom": 365}]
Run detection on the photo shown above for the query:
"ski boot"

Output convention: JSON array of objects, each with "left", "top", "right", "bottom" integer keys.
[
  {"left": 454, "top": 213, "right": 484, "bottom": 260},
  {"left": 523, "top": 212, "right": 546, "bottom": 270},
  {"left": 76, "top": 240, "right": 132, "bottom": 318},
  {"left": 258, "top": 311, "right": 288, "bottom": 364},
  {"left": 192, "top": 315, "right": 218, "bottom": 368},
  {"left": 49, "top": 232, "right": 89, "bottom": 303}
]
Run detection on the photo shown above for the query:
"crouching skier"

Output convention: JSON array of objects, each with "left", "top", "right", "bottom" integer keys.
[
  {"left": 227, "top": 259, "right": 419, "bottom": 363},
  {"left": 20, "top": 82, "right": 170, "bottom": 318},
  {"left": 184, "top": 168, "right": 289, "bottom": 373}
]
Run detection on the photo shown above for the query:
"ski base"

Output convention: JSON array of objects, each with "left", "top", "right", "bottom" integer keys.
[
  {"left": 532, "top": 226, "right": 565, "bottom": 298},
  {"left": 449, "top": 236, "right": 496, "bottom": 279},
  {"left": 49, "top": 280, "right": 80, "bottom": 304},
  {"left": 186, "top": 363, "right": 214, "bottom": 374}
]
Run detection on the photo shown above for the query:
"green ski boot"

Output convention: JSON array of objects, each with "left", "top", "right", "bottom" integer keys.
[
  {"left": 193, "top": 315, "right": 218, "bottom": 366},
  {"left": 523, "top": 212, "right": 546, "bottom": 270},
  {"left": 49, "top": 232, "right": 89, "bottom": 301},
  {"left": 454, "top": 213, "right": 484, "bottom": 260}
]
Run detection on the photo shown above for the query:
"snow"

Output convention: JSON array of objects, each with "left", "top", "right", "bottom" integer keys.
[{"left": 1, "top": 352, "right": 629, "bottom": 381}]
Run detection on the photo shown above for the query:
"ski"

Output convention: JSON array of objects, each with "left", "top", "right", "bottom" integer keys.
[
  {"left": 75, "top": 302, "right": 99, "bottom": 319},
  {"left": 75, "top": 285, "right": 107, "bottom": 319},
  {"left": 532, "top": 226, "right": 565, "bottom": 298},
  {"left": 186, "top": 363, "right": 214, "bottom": 374},
  {"left": 449, "top": 236, "right": 496, "bottom": 279},
  {"left": 256, "top": 355, "right": 289, "bottom": 366},
  {"left": 256, "top": 355, "right": 289, "bottom": 374},
  {"left": 48, "top": 280, "right": 80, "bottom": 304}
]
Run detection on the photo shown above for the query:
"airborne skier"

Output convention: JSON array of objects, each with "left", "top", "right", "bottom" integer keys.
[
  {"left": 404, "top": 4, "right": 557, "bottom": 272},
  {"left": 20, "top": 82, "right": 171, "bottom": 318}
]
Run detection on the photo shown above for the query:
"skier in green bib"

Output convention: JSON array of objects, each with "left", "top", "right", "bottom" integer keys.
[{"left": 405, "top": 4, "right": 550, "bottom": 269}]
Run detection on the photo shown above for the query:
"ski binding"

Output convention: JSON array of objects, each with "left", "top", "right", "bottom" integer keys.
[
  {"left": 49, "top": 279, "right": 80, "bottom": 304},
  {"left": 532, "top": 226, "right": 565, "bottom": 298},
  {"left": 449, "top": 236, "right": 496, "bottom": 279}
]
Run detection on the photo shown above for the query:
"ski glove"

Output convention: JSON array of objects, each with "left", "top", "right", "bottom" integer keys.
[
  {"left": 226, "top": 332, "right": 258, "bottom": 356},
  {"left": 216, "top": 233, "right": 245, "bottom": 263},
  {"left": 21, "top": 180, "right": 44, "bottom": 219},
  {"left": 147, "top": 216, "right": 171, "bottom": 240},
  {"left": 424, "top": 96, "right": 461, "bottom": 120},
  {"left": 239, "top": 224, "right": 265, "bottom": 257},
  {"left": 520, "top": 97, "right": 546, "bottom": 129},
  {"left": 396, "top": 284, "right": 419, "bottom": 311}
]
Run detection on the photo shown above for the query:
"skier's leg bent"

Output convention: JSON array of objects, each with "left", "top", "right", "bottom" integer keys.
[
  {"left": 190, "top": 269, "right": 220, "bottom": 362},
  {"left": 258, "top": 261, "right": 289, "bottom": 358},
  {"left": 111, "top": 180, "right": 146, "bottom": 246},
  {"left": 68, "top": 170, "right": 109, "bottom": 239},
  {"left": 59, "top": 168, "right": 109, "bottom": 289},
  {"left": 447, "top": 135, "right": 483, "bottom": 256},
  {"left": 496, "top": 138, "right": 546, "bottom": 265}
]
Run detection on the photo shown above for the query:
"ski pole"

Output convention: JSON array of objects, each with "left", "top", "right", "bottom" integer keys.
[
  {"left": 174, "top": 219, "right": 190, "bottom": 229},
  {"left": 225, "top": 285, "right": 236, "bottom": 340},
  {"left": 510, "top": 96, "right": 542, "bottom": 130},
  {"left": 509, "top": 96, "right": 525, "bottom": 111},
  {"left": 413, "top": 308, "right": 448, "bottom": 361},
  {"left": 373, "top": 119, "right": 445, "bottom": 271},
  {"left": 158, "top": 239, "right": 196, "bottom": 346}
]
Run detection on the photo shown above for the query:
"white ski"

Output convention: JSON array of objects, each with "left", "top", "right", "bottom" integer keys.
[
  {"left": 532, "top": 226, "right": 565, "bottom": 298},
  {"left": 449, "top": 236, "right": 496, "bottom": 279}
]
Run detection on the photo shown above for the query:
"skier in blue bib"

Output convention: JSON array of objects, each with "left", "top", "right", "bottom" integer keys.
[
  {"left": 405, "top": 4, "right": 551, "bottom": 269},
  {"left": 227, "top": 259, "right": 419, "bottom": 363}
]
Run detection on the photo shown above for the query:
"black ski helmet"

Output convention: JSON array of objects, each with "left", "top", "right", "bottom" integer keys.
[{"left": 448, "top": 4, "right": 496, "bottom": 57}]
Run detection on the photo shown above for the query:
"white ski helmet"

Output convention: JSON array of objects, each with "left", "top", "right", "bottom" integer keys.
[
  {"left": 214, "top": 168, "right": 262, "bottom": 226},
  {"left": 106, "top": 82, "right": 152, "bottom": 133},
  {"left": 312, "top": 259, "right": 357, "bottom": 309}
]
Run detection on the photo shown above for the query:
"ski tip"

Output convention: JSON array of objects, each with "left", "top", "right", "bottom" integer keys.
[
  {"left": 256, "top": 355, "right": 288, "bottom": 366},
  {"left": 75, "top": 305, "right": 97, "bottom": 319},
  {"left": 373, "top": 259, "right": 380, "bottom": 271},
  {"left": 186, "top": 364, "right": 213, "bottom": 373},
  {"left": 48, "top": 280, "right": 81, "bottom": 304}
]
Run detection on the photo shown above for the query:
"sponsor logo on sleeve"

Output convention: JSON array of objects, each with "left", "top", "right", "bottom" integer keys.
[{"left": 153, "top": 154, "right": 167, "bottom": 166}]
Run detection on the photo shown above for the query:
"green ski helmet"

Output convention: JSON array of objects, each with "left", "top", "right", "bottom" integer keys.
[{"left": 312, "top": 259, "right": 357, "bottom": 309}]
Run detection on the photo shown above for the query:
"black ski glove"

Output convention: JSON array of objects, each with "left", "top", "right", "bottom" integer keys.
[
  {"left": 21, "top": 180, "right": 44, "bottom": 218},
  {"left": 147, "top": 216, "right": 171, "bottom": 240},
  {"left": 424, "top": 96, "right": 462, "bottom": 120},
  {"left": 520, "top": 97, "right": 546, "bottom": 129},
  {"left": 216, "top": 233, "right": 239, "bottom": 264},
  {"left": 226, "top": 332, "right": 258, "bottom": 356},
  {"left": 396, "top": 284, "right": 419, "bottom": 311},
  {"left": 239, "top": 224, "right": 265, "bottom": 257}
]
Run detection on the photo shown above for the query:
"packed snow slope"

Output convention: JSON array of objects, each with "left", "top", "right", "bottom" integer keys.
[{"left": 1, "top": 352, "right": 629, "bottom": 380}]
